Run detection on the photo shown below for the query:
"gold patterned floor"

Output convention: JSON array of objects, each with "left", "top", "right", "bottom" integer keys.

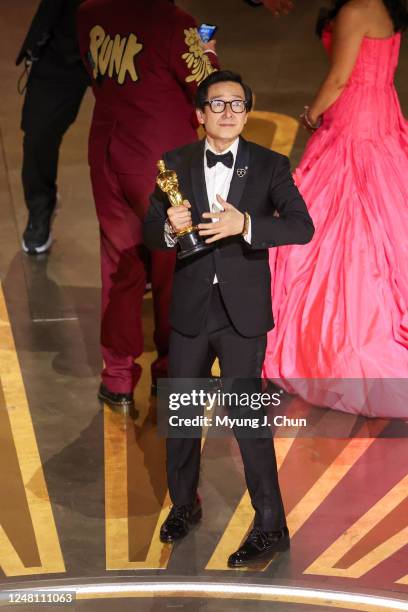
[{"left": 0, "top": 1, "right": 408, "bottom": 610}]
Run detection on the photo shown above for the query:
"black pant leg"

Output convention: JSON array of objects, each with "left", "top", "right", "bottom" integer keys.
[
  {"left": 166, "top": 328, "right": 215, "bottom": 506},
  {"left": 212, "top": 325, "right": 286, "bottom": 531},
  {"left": 235, "top": 435, "right": 286, "bottom": 531},
  {"left": 21, "top": 72, "right": 87, "bottom": 215}
]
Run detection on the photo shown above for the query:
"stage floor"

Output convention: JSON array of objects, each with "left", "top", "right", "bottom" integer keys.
[{"left": 0, "top": 1, "right": 408, "bottom": 610}]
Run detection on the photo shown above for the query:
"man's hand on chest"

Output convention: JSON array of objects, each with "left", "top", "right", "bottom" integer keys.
[{"left": 198, "top": 194, "right": 246, "bottom": 244}]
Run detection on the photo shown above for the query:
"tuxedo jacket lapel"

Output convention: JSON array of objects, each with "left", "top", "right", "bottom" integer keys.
[
  {"left": 227, "top": 137, "right": 250, "bottom": 210},
  {"left": 190, "top": 140, "right": 209, "bottom": 222},
  {"left": 189, "top": 137, "right": 249, "bottom": 219}
]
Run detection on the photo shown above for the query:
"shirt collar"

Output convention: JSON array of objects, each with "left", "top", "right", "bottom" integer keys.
[{"left": 204, "top": 137, "right": 239, "bottom": 162}]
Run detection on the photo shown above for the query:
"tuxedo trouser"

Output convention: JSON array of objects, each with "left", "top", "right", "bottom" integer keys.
[
  {"left": 90, "top": 161, "right": 176, "bottom": 393},
  {"left": 167, "top": 284, "right": 286, "bottom": 531},
  {"left": 21, "top": 66, "right": 88, "bottom": 218}
]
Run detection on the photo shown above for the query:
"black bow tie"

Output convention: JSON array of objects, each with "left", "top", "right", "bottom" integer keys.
[{"left": 206, "top": 149, "right": 234, "bottom": 169}]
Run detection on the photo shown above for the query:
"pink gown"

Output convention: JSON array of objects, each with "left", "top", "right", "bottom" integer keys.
[{"left": 263, "top": 30, "right": 408, "bottom": 417}]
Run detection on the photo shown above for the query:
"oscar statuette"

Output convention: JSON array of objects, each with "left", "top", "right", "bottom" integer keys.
[{"left": 156, "top": 159, "right": 212, "bottom": 259}]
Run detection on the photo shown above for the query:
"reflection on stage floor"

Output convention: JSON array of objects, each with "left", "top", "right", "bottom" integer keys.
[{"left": 1, "top": 0, "right": 407, "bottom": 609}]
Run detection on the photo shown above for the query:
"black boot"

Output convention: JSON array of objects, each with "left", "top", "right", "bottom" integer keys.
[
  {"left": 98, "top": 383, "right": 138, "bottom": 418},
  {"left": 22, "top": 206, "right": 55, "bottom": 254}
]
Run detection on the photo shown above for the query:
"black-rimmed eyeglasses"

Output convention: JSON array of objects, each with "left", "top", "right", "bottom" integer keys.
[{"left": 203, "top": 99, "right": 247, "bottom": 113}]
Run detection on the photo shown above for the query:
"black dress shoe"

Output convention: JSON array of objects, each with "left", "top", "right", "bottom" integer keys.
[
  {"left": 228, "top": 526, "right": 290, "bottom": 568},
  {"left": 160, "top": 498, "right": 202, "bottom": 543},
  {"left": 98, "top": 383, "right": 138, "bottom": 417}
]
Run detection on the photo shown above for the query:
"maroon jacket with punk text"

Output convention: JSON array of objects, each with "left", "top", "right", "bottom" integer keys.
[{"left": 77, "top": 0, "right": 219, "bottom": 173}]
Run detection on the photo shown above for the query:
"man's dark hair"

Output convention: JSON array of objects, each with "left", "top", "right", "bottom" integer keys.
[{"left": 195, "top": 70, "right": 253, "bottom": 112}]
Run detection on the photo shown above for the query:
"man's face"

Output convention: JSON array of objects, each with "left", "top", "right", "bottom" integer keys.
[{"left": 196, "top": 81, "right": 248, "bottom": 142}]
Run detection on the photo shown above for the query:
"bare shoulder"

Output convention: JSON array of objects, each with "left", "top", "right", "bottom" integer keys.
[{"left": 334, "top": 0, "right": 370, "bottom": 35}]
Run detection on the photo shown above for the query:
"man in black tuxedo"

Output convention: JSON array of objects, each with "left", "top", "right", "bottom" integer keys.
[{"left": 143, "top": 70, "right": 314, "bottom": 567}]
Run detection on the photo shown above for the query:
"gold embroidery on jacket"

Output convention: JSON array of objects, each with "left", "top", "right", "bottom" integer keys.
[
  {"left": 182, "top": 28, "right": 216, "bottom": 84},
  {"left": 89, "top": 26, "right": 143, "bottom": 85}
]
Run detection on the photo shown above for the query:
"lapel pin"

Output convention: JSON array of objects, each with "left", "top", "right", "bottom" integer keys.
[{"left": 236, "top": 166, "right": 248, "bottom": 178}]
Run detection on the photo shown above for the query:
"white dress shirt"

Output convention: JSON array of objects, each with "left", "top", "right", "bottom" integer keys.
[
  {"left": 204, "top": 138, "right": 239, "bottom": 217},
  {"left": 204, "top": 138, "right": 250, "bottom": 283},
  {"left": 164, "top": 138, "right": 251, "bottom": 284}
]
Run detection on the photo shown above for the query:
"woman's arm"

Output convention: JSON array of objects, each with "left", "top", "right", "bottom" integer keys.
[{"left": 307, "top": 3, "right": 367, "bottom": 124}]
